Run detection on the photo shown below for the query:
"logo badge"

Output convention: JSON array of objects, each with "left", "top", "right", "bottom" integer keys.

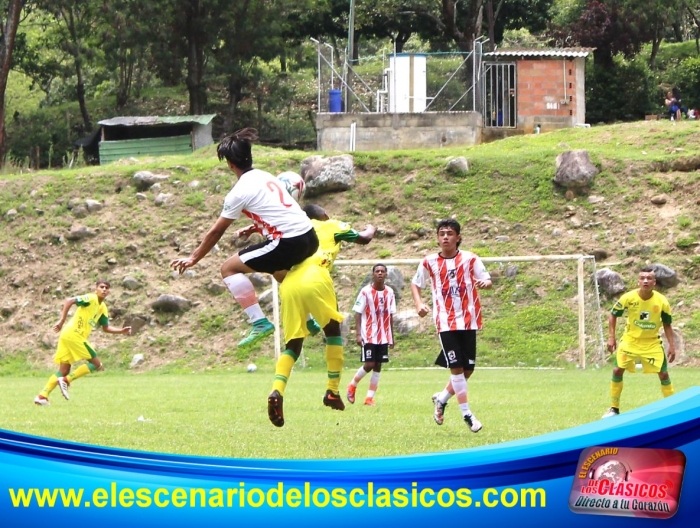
[{"left": 569, "top": 446, "right": 685, "bottom": 519}]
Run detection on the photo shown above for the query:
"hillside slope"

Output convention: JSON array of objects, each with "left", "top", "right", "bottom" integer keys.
[{"left": 1, "top": 120, "right": 700, "bottom": 373}]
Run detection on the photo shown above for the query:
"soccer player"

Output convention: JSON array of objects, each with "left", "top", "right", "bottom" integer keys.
[
  {"left": 411, "top": 219, "right": 492, "bottom": 432},
  {"left": 602, "top": 267, "right": 676, "bottom": 418},
  {"left": 347, "top": 263, "right": 396, "bottom": 406},
  {"left": 267, "top": 253, "right": 346, "bottom": 427},
  {"left": 34, "top": 280, "right": 132, "bottom": 406},
  {"left": 301, "top": 203, "right": 375, "bottom": 334},
  {"left": 170, "top": 128, "right": 318, "bottom": 348}
]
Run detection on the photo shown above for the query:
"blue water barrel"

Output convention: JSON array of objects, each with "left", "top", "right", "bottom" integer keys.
[{"left": 328, "top": 90, "right": 342, "bottom": 112}]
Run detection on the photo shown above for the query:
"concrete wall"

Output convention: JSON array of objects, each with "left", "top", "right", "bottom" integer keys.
[{"left": 316, "top": 112, "right": 482, "bottom": 151}]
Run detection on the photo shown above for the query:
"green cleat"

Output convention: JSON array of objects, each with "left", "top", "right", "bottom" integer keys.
[
  {"left": 238, "top": 319, "right": 275, "bottom": 348},
  {"left": 306, "top": 318, "right": 322, "bottom": 336}
]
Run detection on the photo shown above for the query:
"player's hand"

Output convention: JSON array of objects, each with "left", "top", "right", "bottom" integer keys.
[
  {"left": 474, "top": 279, "right": 492, "bottom": 289},
  {"left": 122, "top": 326, "right": 132, "bottom": 336},
  {"left": 389, "top": 343, "right": 394, "bottom": 349},
  {"left": 52, "top": 321, "right": 64, "bottom": 333},
  {"left": 356, "top": 336, "right": 363, "bottom": 346},
  {"left": 667, "top": 348, "right": 676, "bottom": 363},
  {"left": 235, "top": 225, "right": 256, "bottom": 238},
  {"left": 170, "top": 257, "right": 195, "bottom": 274},
  {"left": 607, "top": 337, "right": 616, "bottom": 353},
  {"left": 416, "top": 303, "right": 430, "bottom": 318}
]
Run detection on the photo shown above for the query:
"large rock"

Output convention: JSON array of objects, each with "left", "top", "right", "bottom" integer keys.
[
  {"left": 594, "top": 268, "right": 626, "bottom": 297},
  {"left": 650, "top": 263, "right": 679, "bottom": 288},
  {"left": 151, "top": 294, "right": 191, "bottom": 312},
  {"left": 300, "top": 155, "right": 355, "bottom": 197},
  {"left": 133, "top": 171, "right": 170, "bottom": 191},
  {"left": 554, "top": 150, "right": 599, "bottom": 189}
]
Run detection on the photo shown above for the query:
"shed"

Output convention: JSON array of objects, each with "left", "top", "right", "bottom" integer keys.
[
  {"left": 96, "top": 115, "right": 216, "bottom": 164},
  {"left": 482, "top": 48, "right": 593, "bottom": 139}
]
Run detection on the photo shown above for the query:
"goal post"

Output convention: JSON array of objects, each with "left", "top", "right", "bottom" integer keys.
[{"left": 271, "top": 254, "right": 606, "bottom": 369}]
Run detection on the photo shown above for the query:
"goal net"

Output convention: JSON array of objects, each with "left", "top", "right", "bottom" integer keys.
[{"left": 270, "top": 254, "right": 606, "bottom": 370}]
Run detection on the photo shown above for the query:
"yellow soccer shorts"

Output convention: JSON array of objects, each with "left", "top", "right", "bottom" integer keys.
[
  {"left": 615, "top": 340, "right": 665, "bottom": 374},
  {"left": 280, "top": 264, "right": 343, "bottom": 341},
  {"left": 53, "top": 337, "right": 96, "bottom": 365}
]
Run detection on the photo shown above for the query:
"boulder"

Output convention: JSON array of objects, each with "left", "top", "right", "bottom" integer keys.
[
  {"left": 300, "top": 155, "right": 355, "bottom": 197},
  {"left": 554, "top": 150, "right": 599, "bottom": 189},
  {"left": 595, "top": 268, "right": 626, "bottom": 297}
]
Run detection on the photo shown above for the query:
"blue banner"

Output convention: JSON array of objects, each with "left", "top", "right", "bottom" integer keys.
[{"left": 3, "top": 387, "right": 700, "bottom": 527}]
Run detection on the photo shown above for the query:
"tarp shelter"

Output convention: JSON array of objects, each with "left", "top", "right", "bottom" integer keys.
[{"left": 77, "top": 115, "right": 216, "bottom": 164}]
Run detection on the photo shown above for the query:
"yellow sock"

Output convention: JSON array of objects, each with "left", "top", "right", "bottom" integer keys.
[
  {"left": 611, "top": 379, "right": 623, "bottom": 408},
  {"left": 325, "top": 337, "right": 344, "bottom": 393},
  {"left": 272, "top": 351, "right": 297, "bottom": 395},
  {"left": 39, "top": 374, "right": 59, "bottom": 398},
  {"left": 68, "top": 364, "right": 92, "bottom": 383},
  {"left": 661, "top": 382, "right": 674, "bottom": 398}
]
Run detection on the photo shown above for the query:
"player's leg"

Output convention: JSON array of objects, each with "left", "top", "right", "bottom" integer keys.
[
  {"left": 655, "top": 350, "right": 674, "bottom": 398},
  {"left": 36, "top": 361, "right": 70, "bottom": 406},
  {"left": 268, "top": 338, "right": 303, "bottom": 427},
  {"left": 365, "top": 361, "right": 382, "bottom": 406},
  {"left": 323, "top": 320, "right": 345, "bottom": 411},
  {"left": 603, "top": 352, "right": 628, "bottom": 417},
  {"left": 348, "top": 345, "right": 372, "bottom": 404}
]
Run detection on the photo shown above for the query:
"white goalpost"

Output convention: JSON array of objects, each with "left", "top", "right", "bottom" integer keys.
[{"left": 271, "top": 254, "right": 606, "bottom": 369}]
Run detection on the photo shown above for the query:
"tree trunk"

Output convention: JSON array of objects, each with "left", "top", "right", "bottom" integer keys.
[
  {"left": 0, "top": 0, "right": 24, "bottom": 164},
  {"left": 185, "top": 0, "right": 207, "bottom": 115},
  {"left": 75, "top": 55, "right": 92, "bottom": 132}
]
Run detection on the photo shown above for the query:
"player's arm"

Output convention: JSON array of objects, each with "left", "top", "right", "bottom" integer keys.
[
  {"left": 354, "top": 312, "right": 363, "bottom": 346},
  {"left": 102, "top": 324, "right": 132, "bottom": 336},
  {"left": 170, "top": 216, "right": 234, "bottom": 273},
  {"left": 388, "top": 313, "right": 395, "bottom": 348},
  {"left": 607, "top": 312, "right": 618, "bottom": 353},
  {"left": 473, "top": 257, "right": 493, "bottom": 289},
  {"left": 53, "top": 297, "right": 77, "bottom": 333},
  {"left": 355, "top": 224, "right": 376, "bottom": 244},
  {"left": 661, "top": 305, "right": 675, "bottom": 362},
  {"left": 411, "top": 283, "right": 429, "bottom": 318}
]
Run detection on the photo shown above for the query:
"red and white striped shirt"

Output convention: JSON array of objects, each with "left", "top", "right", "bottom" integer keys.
[
  {"left": 353, "top": 284, "right": 396, "bottom": 345},
  {"left": 412, "top": 251, "right": 490, "bottom": 332},
  {"left": 220, "top": 168, "right": 311, "bottom": 239}
]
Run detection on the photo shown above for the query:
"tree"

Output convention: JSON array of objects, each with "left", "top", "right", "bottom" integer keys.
[{"left": 0, "top": 0, "right": 24, "bottom": 163}]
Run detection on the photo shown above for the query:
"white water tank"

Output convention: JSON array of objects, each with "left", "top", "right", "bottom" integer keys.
[{"left": 388, "top": 53, "right": 427, "bottom": 113}]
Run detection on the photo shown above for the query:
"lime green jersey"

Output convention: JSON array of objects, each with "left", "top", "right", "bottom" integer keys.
[
  {"left": 61, "top": 293, "right": 109, "bottom": 342},
  {"left": 611, "top": 289, "right": 672, "bottom": 342},
  {"left": 311, "top": 218, "right": 359, "bottom": 268}
]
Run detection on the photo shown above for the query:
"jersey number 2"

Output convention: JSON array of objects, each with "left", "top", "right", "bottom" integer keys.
[{"left": 267, "top": 181, "right": 293, "bottom": 208}]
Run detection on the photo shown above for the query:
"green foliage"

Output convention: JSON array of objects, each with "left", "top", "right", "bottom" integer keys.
[
  {"left": 586, "top": 57, "right": 657, "bottom": 122},
  {"left": 671, "top": 57, "right": 700, "bottom": 109}
]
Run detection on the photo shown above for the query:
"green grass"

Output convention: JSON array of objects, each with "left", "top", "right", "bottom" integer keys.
[{"left": 2, "top": 369, "right": 698, "bottom": 459}]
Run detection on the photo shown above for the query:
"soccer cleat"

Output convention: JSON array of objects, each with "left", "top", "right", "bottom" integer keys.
[
  {"left": 364, "top": 397, "right": 375, "bottom": 406},
  {"left": 34, "top": 395, "right": 50, "bottom": 406},
  {"left": 238, "top": 319, "right": 275, "bottom": 348},
  {"left": 602, "top": 407, "right": 620, "bottom": 419},
  {"left": 57, "top": 377, "right": 70, "bottom": 400},
  {"left": 307, "top": 318, "right": 322, "bottom": 336},
  {"left": 464, "top": 413, "right": 483, "bottom": 433},
  {"left": 323, "top": 390, "right": 345, "bottom": 411},
  {"left": 347, "top": 383, "right": 356, "bottom": 404},
  {"left": 267, "top": 390, "right": 284, "bottom": 427},
  {"left": 432, "top": 393, "right": 447, "bottom": 425}
]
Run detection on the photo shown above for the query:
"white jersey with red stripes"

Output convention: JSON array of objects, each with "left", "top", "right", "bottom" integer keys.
[
  {"left": 412, "top": 250, "right": 490, "bottom": 332},
  {"left": 220, "top": 168, "right": 312, "bottom": 239},
  {"left": 352, "top": 284, "right": 396, "bottom": 345}
]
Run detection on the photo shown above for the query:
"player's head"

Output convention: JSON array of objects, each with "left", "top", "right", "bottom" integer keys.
[
  {"left": 372, "top": 263, "right": 387, "bottom": 286},
  {"left": 303, "top": 204, "right": 329, "bottom": 221},
  {"left": 436, "top": 219, "right": 462, "bottom": 247},
  {"left": 638, "top": 267, "right": 656, "bottom": 290},
  {"left": 217, "top": 128, "right": 258, "bottom": 170},
  {"left": 95, "top": 279, "right": 111, "bottom": 300}
]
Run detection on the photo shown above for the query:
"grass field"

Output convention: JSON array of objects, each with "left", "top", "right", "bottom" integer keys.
[{"left": 2, "top": 368, "right": 698, "bottom": 459}]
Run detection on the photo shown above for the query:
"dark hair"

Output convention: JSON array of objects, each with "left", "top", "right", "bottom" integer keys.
[
  {"left": 96, "top": 279, "right": 111, "bottom": 288},
  {"left": 640, "top": 266, "right": 655, "bottom": 275},
  {"left": 372, "top": 263, "right": 387, "bottom": 273},
  {"left": 217, "top": 128, "right": 258, "bottom": 169},
  {"left": 437, "top": 218, "right": 462, "bottom": 247},
  {"left": 303, "top": 203, "right": 326, "bottom": 220},
  {"left": 436, "top": 218, "right": 461, "bottom": 235}
]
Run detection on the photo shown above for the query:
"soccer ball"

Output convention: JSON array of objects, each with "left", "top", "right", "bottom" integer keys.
[
  {"left": 277, "top": 171, "right": 306, "bottom": 202},
  {"left": 246, "top": 363, "right": 257, "bottom": 373}
]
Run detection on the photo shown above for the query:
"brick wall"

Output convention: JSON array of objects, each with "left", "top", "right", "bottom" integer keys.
[{"left": 516, "top": 57, "right": 585, "bottom": 131}]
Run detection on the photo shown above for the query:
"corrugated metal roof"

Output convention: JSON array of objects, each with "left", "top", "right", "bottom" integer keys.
[
  {"left": 484, "top": 48, "right": 594, "bottom": 58},
  {"left": 98, "top": 114, "right": 216, "bottom": 127}
]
